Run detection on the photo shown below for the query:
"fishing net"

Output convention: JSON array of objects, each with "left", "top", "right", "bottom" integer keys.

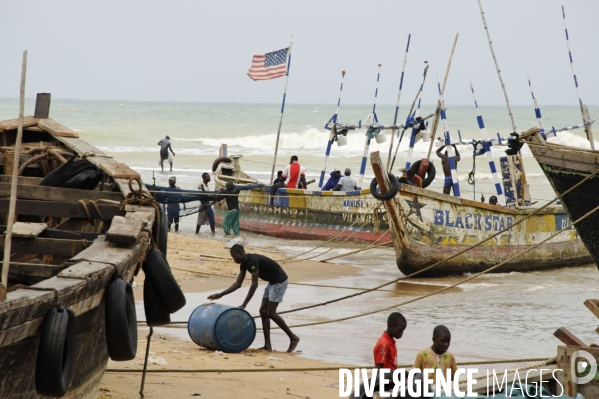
[{"left": 147, "top": 184, "right": 265, "bottom": 218}]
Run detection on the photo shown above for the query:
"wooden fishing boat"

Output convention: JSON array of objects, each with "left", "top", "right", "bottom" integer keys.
[
  {"left": 522, "top": 126, "right": 599, "bottom": 269},
  {"left": 212, "top": 154, "right": 391, "bottom": 245},
  {"left": 0, "top": 94, "right": 168, "bottom": 398},
  {"left": 368, "top": 152, "right": 592, "bottom": 277}
]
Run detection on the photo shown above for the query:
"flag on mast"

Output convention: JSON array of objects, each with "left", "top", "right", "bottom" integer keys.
[{"left": 247, "top": 48, "right": 289, "bottom": 81}]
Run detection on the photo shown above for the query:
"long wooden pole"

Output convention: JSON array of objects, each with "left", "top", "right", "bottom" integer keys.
[
  {"left": 269, "top": 38, "right": 293, "bottom": 185},
  {"left": 426, "top": 33, "right": 459, "bottom": 160},
  {"left": 0, "top": 51, "right": 27, "bottom": 301}
]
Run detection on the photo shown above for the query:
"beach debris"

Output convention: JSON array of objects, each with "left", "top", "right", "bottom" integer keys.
[
  {"left": 213, "top": 350, "right": 224, "bottom": 358},
  {"left": 225, "top": 237, "right": 247, "bottom": 249},
  {"left": 191, "top": 394, "right": 201, "bottom": 397},
  {"left": 147, "top": 356, "right": 167, "bottom": 365}
]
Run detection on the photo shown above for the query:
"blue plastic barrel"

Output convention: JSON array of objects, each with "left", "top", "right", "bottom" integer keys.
[{"left": 188, "top": 303, "right": 256, "bottom": 353}]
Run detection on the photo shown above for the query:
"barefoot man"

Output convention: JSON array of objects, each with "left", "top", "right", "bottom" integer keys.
[{"left": 207, "top": 244, "right": 300, "bottom": 352}]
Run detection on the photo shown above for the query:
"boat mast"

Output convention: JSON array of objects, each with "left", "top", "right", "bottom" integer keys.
[
  {"left": 405, "top": 61, "right": 429, "bottom": 170},
  {"left": 357, "top": 64, "right": 382, "bottom": 190},
  {"left": 1, "top": 51, "right": 27, "bottom": 301},
  {"left": 269, "top": 37, "right": 293, "bottom": 185},
  {"left": 562, "top": 5, "right": 595, "bottom": 150},
  {"left": 319, "top": 71, "right": 346, "bottom": 188},
  {"left": 387, "top": 34, "right": 411, "bottom": 172},
  {"left": 476, "top": 0, "right": 530, "bottom": 204}
]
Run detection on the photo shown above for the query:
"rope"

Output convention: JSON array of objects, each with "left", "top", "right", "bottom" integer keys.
[
  {"left": 78, "top": 200, "right": 94, "bottom": 225},
  {"left": 268, "top": 200, "right": 599, "bottom": 330},
  {"left": 105, "top": 357, "right": 553, "bottom": 374},
  {"left": 120, "top": 178, "right": 161, "bottom": 249},
  {"left": 139, "top": 327, "right": 153, "bottom": 399}
]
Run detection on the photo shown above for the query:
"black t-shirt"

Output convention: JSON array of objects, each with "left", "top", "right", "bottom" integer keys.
[
  {"left": 240, "top": 254, "right": 288, "bottom": 284},
  {"left": 221, "top": 189, "right": 240, "bottom": 210}
]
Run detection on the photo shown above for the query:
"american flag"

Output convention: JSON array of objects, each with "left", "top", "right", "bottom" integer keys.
[{"left": 247, "top": 47, "right": 289, "bottom": 81}]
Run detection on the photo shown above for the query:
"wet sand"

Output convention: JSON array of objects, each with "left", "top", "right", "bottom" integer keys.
[{"left": 99, "top": 230, "right": 599, "bottom": 398}]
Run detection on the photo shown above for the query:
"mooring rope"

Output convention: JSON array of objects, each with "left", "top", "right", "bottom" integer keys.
[{"left": 105, "top": 357, "right": 553, "bottom": 374}]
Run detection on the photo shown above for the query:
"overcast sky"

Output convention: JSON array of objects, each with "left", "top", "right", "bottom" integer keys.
[{"left": 1, "top": 0, "right": 597, "bottom": 105}]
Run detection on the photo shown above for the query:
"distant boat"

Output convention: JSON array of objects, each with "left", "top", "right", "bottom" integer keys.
[{"left": 523, "top": 126, "right": 599, "bottom": 269}]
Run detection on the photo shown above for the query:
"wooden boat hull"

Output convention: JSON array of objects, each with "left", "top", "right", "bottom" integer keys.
[
  {"left": 523, "top": 128, "right": 599, "bottom": 269},
  {"left": 212, "top": 186, "right": 391, "bottom": 245},
  {"left": 368, "top": 152, "right": 592, "bottom": 277}
]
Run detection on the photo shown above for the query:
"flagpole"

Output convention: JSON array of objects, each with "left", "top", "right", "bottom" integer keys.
[{"left": 270, "top": 37, "right": 293, "bottom": 185}]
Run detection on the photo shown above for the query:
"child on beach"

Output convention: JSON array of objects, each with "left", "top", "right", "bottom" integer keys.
[
  {"left": 374, "top": 312, "right": 407, "bottom": 371},
  {"left": 413, "top": 325, "right": 457, "bottom": 378}
]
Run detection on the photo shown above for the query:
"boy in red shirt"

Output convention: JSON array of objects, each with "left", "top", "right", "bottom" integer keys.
[{"left": 374, "top": 312, "right": 407, "bottom": 371}]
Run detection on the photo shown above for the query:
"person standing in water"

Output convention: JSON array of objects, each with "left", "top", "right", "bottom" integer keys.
[
  {"left": 158, "top": 135, "right": 175, "bottom": 172},
  {"left": 196, "top": 172, "right": 216, "bottom": 234},
  {"left": 207, "top": 244, "right": 300, "bottom": 352}
]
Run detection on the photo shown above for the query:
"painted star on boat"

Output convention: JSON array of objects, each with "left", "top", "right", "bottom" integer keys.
[{"left": 405, "top": 195, "right": 426, "bottom": 222}]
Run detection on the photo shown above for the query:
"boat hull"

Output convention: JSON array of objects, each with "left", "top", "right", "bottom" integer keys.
[{"left": 213, "top": 187, "right": 391, "bottom": 245}]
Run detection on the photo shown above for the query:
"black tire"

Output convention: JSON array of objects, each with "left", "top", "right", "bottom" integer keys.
[
  {"left": 409, "top": 159, "right": 436, "bottom": 188},
  {"left": 35, "top": 306, "right": 77, "bottom": 397},
  {"left": 212, "top": 156, "right": 232, "bottom": 172},
  {"left": 143, "top": 248, "right": 186, "bottom": 313},
  {"left": 158, "top": 206, "right": 168, "bottom": 256},
  {"left": 105, "top": 278, "right": 138, "bottom": 361},
  {"left": 143, "top": 277, "right": 171, "bottom": 326},
  {"left": 369, "top": 173, "right": 399, "bottom": 201}
]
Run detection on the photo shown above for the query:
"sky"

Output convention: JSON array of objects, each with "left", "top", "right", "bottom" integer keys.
[{"left": 0, "top": 0, "right": 598, "bottom": 105}]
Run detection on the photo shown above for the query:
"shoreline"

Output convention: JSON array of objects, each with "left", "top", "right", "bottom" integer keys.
[{"left": 99, "top": 232, "right": 367, "bottom": 398}]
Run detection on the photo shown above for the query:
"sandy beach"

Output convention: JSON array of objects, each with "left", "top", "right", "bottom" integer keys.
[{"left": 99, "top": 233, "right": 363, "bottom": 399}]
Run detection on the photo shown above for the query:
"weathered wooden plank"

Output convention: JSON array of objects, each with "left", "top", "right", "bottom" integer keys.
[
  {"left": 70, "top": 235, "right": 148, "bottom": 277},
  {"left": 7, "top": 262, "right": 63, "bottom": 280},
  {"left": 99, "top": 162, "right": 140, "bottom": 179},
  {"left": 116, "top": 178, "right": 149, "bottom": 197},
  {"left": 0, "top": 182, "right": 124, "bottom": 202},
  {"left": 11, "top": 222, "right": 46, "bottom": 238},
  {"left": 37, "top": 118, "right": 79, "bottom": 138},
  {"left": 535, "top": 154, "right": 599, "bottom": 174},
  {"left": 554, "top": 327, "right": 588, "bottom": 347},
  {"left": 50, "top": 136, "right": 109, "bottom": 158},
  {"left": 0, "top": 175, "right": 43, "bottom": 185},
  {"left": 124, "top": 204, "right": 155, "bottom": 213},
  {"left": 106, "top": 216, "right": 142, "bottom": 245},
  {"left": 34, "top": 93, "right": 51, "bottom": 119},
  {"left": 0, "top": 116, "right": 39, "bottom": 130},
  {"left": 585, "top": 299, "right": 599, "bottom": 319},
  {"left": 0, "top": 198, "right": 120, "bottom": 220},
  {"left": 125, "top": 210, "right": 155, "bottom": 229},
  {"left": 58, "top": 261, "right": 114, "bottom": 280},
  {"left": 0, "top": 289, "right": 53, "bottom": 313},
  {"left": 0, "top": 236, "right": 90, "bottom": 257},
  {"left": 23, "top": 126, "right": 44, "bottom": 132},
  {"left": 0, "top": 317, "right": 43, "bottom": 346}
]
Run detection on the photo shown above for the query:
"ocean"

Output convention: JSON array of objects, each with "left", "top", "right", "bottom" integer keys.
[{"left": 3, "top": 98, "right": 599, "bottom": 365}]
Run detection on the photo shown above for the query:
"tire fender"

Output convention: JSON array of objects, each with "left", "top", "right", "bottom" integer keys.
[
  {"left": 212, "top": 156, "right": 232, "bottom": 172},
  {"left": 409, "top": 159, "right": 436, "bottom": 188},
  {"left": 143, "top": 277, "right": 171, "bottom": 326},
  {"left": 105, "top": 278, "right": 138, "bottom": 361},
  {"left": 35, "top": 306, "right": 77, "bottom": 397},
  {"left": 369, "top": 173, "right": 399, "bottom": 201},
  {"left": 143, "top": 249, "right": 186, "bottom": 313}
]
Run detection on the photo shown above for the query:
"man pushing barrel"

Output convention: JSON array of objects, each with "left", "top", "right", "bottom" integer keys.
[{"left": 207, "top": 244, "right": 300, "bottom": 352}]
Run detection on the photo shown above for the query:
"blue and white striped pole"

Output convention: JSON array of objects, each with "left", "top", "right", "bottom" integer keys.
[
  {"left": 320, "top": 70, "right": 346, "bottom": 187},
  {"left": 387, "top": 34, "right": 411, "bottom": 171},
  {"left": 440, "top": 107, "right": 460, "bottom": 197},
  {"left": 470, "top": 82, "right": 504, "bottom": 204},
  {"left": 562, "top": 5, "right": 595, "bottom": 150},
  {"left": 527, "top": 76, "right": 544, "bottom": 133},
  {"left": 404, "top": 61, "right": 428, "bottom": 170},
  {"left": 357, "top": 64, "right": 381, "bottom": 190}
]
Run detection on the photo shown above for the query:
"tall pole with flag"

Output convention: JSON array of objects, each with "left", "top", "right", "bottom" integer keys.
[{"left": 248, "top": 38, "right": 293, "bottom": 184}]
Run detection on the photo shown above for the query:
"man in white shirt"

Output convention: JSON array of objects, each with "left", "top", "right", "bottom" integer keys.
[{"left": 334, "top": 168, "right": 358, "bottom": 191}]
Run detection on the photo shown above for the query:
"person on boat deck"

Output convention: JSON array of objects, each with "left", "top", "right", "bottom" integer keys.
[
  {"left": 436, "top": 144, "right": 461, "bottom": 195},
  {"left": 196, "top": 172, "right": 215, "bottom": 234},
  {"left": 158, "top": 135, "right": 175, "bottom": 172},
  {"left": 413, "top": 325, "right": 457, "bottom": 380},
  {"left": 489, "top": 195, "right": 498, "bottom": 206},
  {"left": 404, "top": 169, "right": 423, "bottom": 188},
  {"left": 371, "top": 312, "right": 407, "bottom": 395},
  {"left": 269, "top": 170, "right": 286, "bottom": 206},
  {"left": 207, "top": 244, "right": 300, "bottom": 353},
  {"left": 218, "top": 181, "right": 240, "bottom": 236},
  {"left": 334, "top": 168, "right": 358, "bottom": 191},
  {"left": 167, "top": 176, "right": 180, "bottom": 232},
  {"left": 282, "top": 155, "right": 307, "bottom": 189},
  {"left": 322, "top": 169, "right": 342, "bottom": 190}
]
